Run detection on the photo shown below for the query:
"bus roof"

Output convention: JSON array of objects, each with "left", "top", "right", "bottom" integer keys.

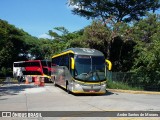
[
  {"left": 25, "top": 60, "right": 41, "bottom": 62},
  {"left": 41, "top": 60, "right": 51, "bottom": 62},
  {"left": 14, "top": 60, "right": 51, "bottom": 64},
  {"left": 52, "top": 48, "right": 104, "bottom": 58},
  {"left": 13, "top": 61, "right": 25, "bottom": 64}
]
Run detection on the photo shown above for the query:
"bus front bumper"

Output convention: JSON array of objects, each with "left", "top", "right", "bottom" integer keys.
[{"left": 70, "top": 82, "right": 106, "bottom": 94}]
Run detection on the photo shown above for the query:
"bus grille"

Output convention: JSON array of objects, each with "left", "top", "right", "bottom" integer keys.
[
  {"left": 82, "top": 84, "right": 101, "bottom": 92},
  {"left": 83, "top": 89, "right": 100, "bottom": 92}
]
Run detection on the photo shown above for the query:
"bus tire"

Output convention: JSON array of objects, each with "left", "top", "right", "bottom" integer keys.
[{"left": 66, "top": 82, "right": 71, "bottom": 94}]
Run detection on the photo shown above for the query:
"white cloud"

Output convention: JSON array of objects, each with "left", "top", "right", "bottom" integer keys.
[
  {"left": 67, "top": 4, "right": 79, "bottom": 9},
  {"left": 67, "top": 0, "right": 80, "bottom": 10},
  {"left": 38, "top": 33, "right": 51, "bottom": 39}
]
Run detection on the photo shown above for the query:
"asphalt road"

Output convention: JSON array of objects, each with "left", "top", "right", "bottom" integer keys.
[{"left": 0, "top": 83, "right": 160, "bottom": 120}]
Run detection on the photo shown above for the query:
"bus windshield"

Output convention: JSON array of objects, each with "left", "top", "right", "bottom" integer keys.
[{"left": 75, "top": 55, "right": 105, "bottom": 82}]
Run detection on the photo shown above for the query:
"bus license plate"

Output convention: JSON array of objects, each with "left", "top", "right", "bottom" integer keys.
[{"left": 89, "top": 90, "right": 95, "bottom": 92}]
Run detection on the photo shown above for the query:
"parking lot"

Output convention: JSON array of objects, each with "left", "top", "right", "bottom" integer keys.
[{"left": 0, "top": 82, "right": 160, "bottom": 120}]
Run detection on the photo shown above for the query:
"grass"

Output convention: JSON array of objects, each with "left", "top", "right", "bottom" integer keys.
[
  {"left": 107, "top": 80, "right": 143, "bottom": 91},
  {"left": 0, "top": 77, "right": 18, "bottom": 86},
  {"left": 0, "top": 78, "right": 5, "bottom": 86}
]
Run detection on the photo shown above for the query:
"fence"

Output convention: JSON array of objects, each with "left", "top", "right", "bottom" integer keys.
[
  {"left": 106, "top": 71, "right": 160, "bottom": 91},
  {"left": 106, "top": 71, "right": 134, "bottom": 82}
]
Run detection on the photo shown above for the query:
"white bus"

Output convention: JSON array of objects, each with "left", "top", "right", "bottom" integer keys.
[
  {"left": 51, "top": 48, "right": 112, "bottom": 94},
  {"left": 13, "top": 61, "right": 25, "bottom": 81}
]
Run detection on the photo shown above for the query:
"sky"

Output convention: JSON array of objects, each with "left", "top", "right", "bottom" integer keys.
[{"left": 0, "top": 0, "right": 91, "bottom": 38}]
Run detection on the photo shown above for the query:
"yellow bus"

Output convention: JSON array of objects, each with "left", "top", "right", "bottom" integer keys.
[{"left": 51, "top": 48, "right": 112, "bottom": 94}]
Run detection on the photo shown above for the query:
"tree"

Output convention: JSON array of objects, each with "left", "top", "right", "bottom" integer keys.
[
  {"left": 0, "top": 19, "right": 45, "bottom": 76},
  {"left": 81, "top": 21, "right": 136, "bottom": 71},
  {"left": 68, "top": 0, "right": 160, "bottom": 23},
  {"left": 48, "top": 27, "right": 69, "bottom": 41},
  {"left": 0, "top": 19, "right": 26, "bottom": 68},
  {"left": 131, "top": 14, "right": 160, "bottom": 89},
  {"left": 48, "top": 27, "right": 85, "bottom": 54},
  {"left": 82, "top": 21, "right": 111, "bottom": 56}
]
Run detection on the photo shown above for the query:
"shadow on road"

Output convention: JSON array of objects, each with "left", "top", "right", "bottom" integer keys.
[
  {"left": 0, "top": 82, "right": 36, "bottom": 97},
  {"left": 73, "top": 91, "right": 115, "bottom": 96},
  {"left": 104, "top": 90, "right": 115, "bottom": 96}
]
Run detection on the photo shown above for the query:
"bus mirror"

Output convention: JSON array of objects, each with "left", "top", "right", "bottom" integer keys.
[
  {"left": 71, "top": 57, "right": 75, "bottom": 69},
  {"left": 105, "top": 59, "right": 112, "bottom": 70}
]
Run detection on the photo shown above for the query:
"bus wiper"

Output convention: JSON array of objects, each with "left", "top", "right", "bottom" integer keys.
[
  {"left": 87, "top": 70, "right": 100, "bottom": 82},
  {"left": 95, "top": 70, "right": 101, "bottom": 83},
  {"left": 85, "top": 71, "right": 92, "bottom": 82}
]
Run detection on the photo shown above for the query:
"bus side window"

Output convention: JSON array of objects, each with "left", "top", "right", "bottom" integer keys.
[
  {"left": 52, "top": 57, "right": 60, "bottom": 66},
  {"left": 59, "top": 55, "right": 69, "bottom": 69},
  {"left": 59, "top": 56, "right": 64, "bottom": 66},
  {"left": 64, "top": 55, "right": 69, "bottom": 69}
]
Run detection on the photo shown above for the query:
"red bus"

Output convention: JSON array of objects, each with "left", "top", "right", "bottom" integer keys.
[{"left": 13, "top": 60, "right": 51, "bottom": 82}]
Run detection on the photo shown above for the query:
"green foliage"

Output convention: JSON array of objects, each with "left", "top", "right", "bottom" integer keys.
[
  {"left": 0, "top": 67, "right": 12, "bottom": 77},
  {"left": 131, "top": 14, "right": 160, "bottom": 88},
  {"left": 54, "top": 27, "right": 69, "bottom": 35},
  {"left": 47, "top": 27, "right": 85, "bottom": 55},
  {"left": 75, "top": 21, "right": 136, "bottom": 72},
  {"left": 68, "top": 0, "right": 160, "bottom": 23},
  {"left": 0, "top": 19, "right": 25, "bottom": 69},
  {"left": 0, "top": 19, "right": 50, "bottom": 76},
  {"left": 107, "top": 80, "right": 143, "bottom": 91},
  {"left": 83, "top": 21, "right": 111, "bottom": 52}
]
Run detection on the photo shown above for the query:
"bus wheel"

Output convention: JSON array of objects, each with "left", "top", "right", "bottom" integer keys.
[{"left": 66, "top": 82, "right": 71, "bottom": 94}]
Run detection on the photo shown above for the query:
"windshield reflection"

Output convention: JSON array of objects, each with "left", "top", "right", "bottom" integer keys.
[{"left": 75, "top": 55, "right": 105, "bottom": 82}]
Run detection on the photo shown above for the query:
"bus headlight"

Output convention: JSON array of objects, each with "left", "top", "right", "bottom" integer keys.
[
  {"left": 101, "top": 82, "right": 106, "bottom": 87},
  {"left": 73, "top": 82, "right": 83, "bottom": 90},
  {"left": 75, "top": 83, "right": 81, "bottom": 87}
]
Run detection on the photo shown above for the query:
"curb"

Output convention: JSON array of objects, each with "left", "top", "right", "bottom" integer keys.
[{"left": 107, "top": 89, "right": 160, "bottom": 95}]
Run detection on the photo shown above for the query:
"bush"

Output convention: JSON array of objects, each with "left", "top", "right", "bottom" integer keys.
[
  {"left": 107, "top": 80, "right": 143, "bottom": 91},
  {"left": 0, "top": 67, "right": 12, "bottom": 77}
]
